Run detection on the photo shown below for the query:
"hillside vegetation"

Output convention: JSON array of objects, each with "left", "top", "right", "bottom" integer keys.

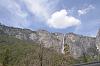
[
  {"left": 0, "top": 25, "right": 99, "bottom": 66},
  {"left": 0, "top": 33, "right": 75, "bottom": 66}
]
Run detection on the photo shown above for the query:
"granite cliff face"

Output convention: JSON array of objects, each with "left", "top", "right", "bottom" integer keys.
[
  {"left": 0, "top": 23, "right": 64, "bottom": 53},
  {"left": 96, "top": 29, "right": 100, "bottom": 52},
  {"left": 0, "top": 23, "right": 99, "bottom": 58},
  {"left": 65, "top": 33, "right": 97, "bottom": 58}
]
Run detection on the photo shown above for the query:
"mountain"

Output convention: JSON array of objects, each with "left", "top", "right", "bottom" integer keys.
[
  {"left": 65, "top": 33, "right": 97, "bottom": 58},
  {"left": 96, "top": 29, "right": 100, "bottom": 52},
  {"left": 0, "top": 23, "right": 65, "bottom": 54},
  {"left": 0, "top": 23, "right": 100, "bottom": 61},
  {"left": 0, "top": 34, "right": 72, "bottom": 66}
]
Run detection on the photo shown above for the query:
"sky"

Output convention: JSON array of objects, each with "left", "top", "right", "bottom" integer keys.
[{"left": 0, "top": 0, "right": 100, "bottom": 37}]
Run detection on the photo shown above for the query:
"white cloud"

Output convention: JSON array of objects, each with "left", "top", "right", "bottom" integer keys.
[
  {"left": 23, "top": 0, "right": 48, "bottom": 20},
  {"left": 0, "top": 0, "right": 81, "bottom": 29},
  {"left": 0, "top": 0, "right": 28, "bottom": 18},
  {"left": 22, "top": 0, "right": 81, "bottom": 29},
  {"left": 0, "top": 0, "right": 30, "bottom": 28},
  {"left": 78, "top": 5, "right": 95, "bottom": 16},
  {"left": 47, "top": 9, "right": 81, "bottom": 29},
  {"left": 8, "top": 1, "right": 28, "bottom": 18},
  {"left": 22, "top": 0, "right": 59, "bottom": 20}
]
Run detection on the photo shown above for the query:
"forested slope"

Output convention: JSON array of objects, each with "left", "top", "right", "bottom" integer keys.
[{"left": 0, "top": 33, "right": 74, "bottom": 66}]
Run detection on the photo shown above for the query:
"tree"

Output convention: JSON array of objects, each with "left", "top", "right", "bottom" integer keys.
[
  {"left": 2, "top": 49, "right": 11, "bottom": 66},
  {"left": 64, "top": 44, "right": 74, "bottom": 64},
  {"left": 81, "top": 44, "right": 88, "bottom": 63},
  {"left": 39, "top": 41, "right": 44, "bottom": 66}
]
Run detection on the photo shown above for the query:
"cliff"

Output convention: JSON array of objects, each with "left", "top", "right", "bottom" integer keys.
[{"left": 0, "top": 23, "right": 99, "bottom": 59}]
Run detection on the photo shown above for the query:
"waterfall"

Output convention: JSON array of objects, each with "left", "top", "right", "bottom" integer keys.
[{"left": 61, "top": 34, "right": 65, "bottom": 54}]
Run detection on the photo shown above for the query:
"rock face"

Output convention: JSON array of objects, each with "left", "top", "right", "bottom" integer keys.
[
  {"left": 0, "top": 24, "right": 64, "bottom": 53},
  {"left": 0, "top": 23, "right": 99, "bottom": 58},
  {"left": 96, "top": 29, "right": 100, "bottom": 52},
  {"left": 65, "top": 33, "right": 97, "bottom": 58},
  {"left": 36, "top": 30, "right": 64, "bottom": 53}
]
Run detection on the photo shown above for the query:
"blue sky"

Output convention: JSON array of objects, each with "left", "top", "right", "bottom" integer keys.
[{"left": 0, "top": 0, "right": 100, "bottom": 36}]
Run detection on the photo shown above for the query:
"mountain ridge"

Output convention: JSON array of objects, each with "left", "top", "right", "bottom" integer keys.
[{"left": 0, "top": 23, "right": 99, "bottom": 59}]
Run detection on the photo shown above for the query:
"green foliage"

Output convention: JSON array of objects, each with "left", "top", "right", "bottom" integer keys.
[
  {"left": 2, "top": 49, "right": 10, "bottom": 66},
  {"left": 0, "top": 35, "right": 71, "bottom": 66},
  {"left": 0, "top": 34, "right": 99, "bottom": 66},
  {"left": 64, "top": 44, "right": 76, "bottom": 64},
  {"left": 78, "top": 55, "right": 99, "bottom": 64}
]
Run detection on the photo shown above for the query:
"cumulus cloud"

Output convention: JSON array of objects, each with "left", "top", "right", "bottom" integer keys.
[
  {"left": 23, "top": 0, "right": 80, "bottom": 29},
  {"left": 0, "top": 0, "right": 61, "bottom": 28},
  {"left": 0, "top": 0, "right": 81, "bottom": 29},
  {"left": 78, "top": 5, "right": 95, "bottom": 16},
  {"left": 47, "top": 9, "right": 81, "bottom": 29}
]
